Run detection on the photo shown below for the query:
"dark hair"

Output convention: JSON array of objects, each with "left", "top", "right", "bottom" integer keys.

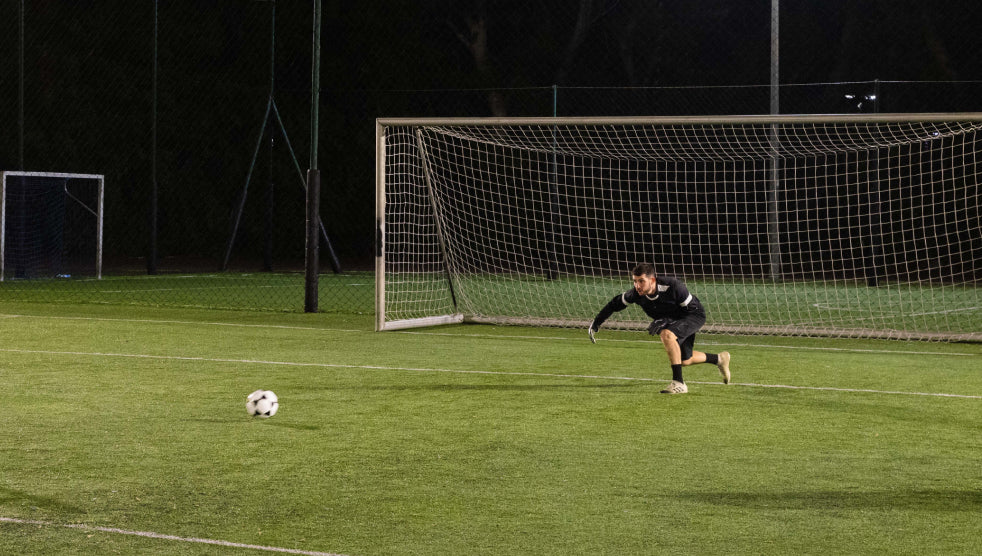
[{"left": 631, "top": 263, "right": 656, "bottom": 277}]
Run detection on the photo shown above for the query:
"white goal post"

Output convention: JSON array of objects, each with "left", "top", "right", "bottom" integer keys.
[
  {"left": 1, "top": 171, "right": 104, "bottom": 281},
  {"left": 376, "top": 114, "right": 982, "bottom": 341}
]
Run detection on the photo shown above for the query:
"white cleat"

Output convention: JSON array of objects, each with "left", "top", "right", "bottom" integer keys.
[
  {"left": 717, "top": 351, "right": 731, "bottom": 384},
  {"left": 660, "top": 380, "right": 688, "bottom": 394}
]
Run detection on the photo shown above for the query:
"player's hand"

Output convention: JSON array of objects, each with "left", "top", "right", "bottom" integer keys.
[{"left": 588, "top": 326, "right": 597, "bottom": 344}]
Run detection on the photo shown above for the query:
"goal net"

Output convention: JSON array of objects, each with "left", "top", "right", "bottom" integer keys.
[
  {"left": 1, "top": 172, "right": 104, "bottom": 281},
  {"left": 376, "top": 115, "right": 982, "bottom": 341}
]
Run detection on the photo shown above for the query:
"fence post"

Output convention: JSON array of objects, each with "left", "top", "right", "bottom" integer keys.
[{"left": 305, "top": 0, "right": 322, "bottom": 312}]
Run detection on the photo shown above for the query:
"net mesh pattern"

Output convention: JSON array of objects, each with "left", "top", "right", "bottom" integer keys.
[{"left": 380, "top": 118, "right": 982, "bottom": 340}]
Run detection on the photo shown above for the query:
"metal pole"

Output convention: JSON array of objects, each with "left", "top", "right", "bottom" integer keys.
[
  {"left": 547, "top": 84, "right": 560, "bottom": 280},
  {"left": 304, "top": 0, "right": 322, "bottom": 312},
  {"left": 148, "top": 0, "right": 158, "bottom": 274},
  {"left": 770, "top": 0, "right": 779, "bottom": 118},
  {"left": 270, "top": 1, "right": 276, "bottom": 97},
  {"left": 768, "top": 0, "right": 782, "bottom": 282},
  {"left": 305, "top": 169, "right": 320, "bottom": 312},
  {"left": 309, "top": 0, "right": 320, "bottom": 172},
  {"left": 19, "top": 0, "right": 25, "bottom": 169},
  {"left": 867, "top": 79, "right": 882, "bottom": 286},
  {"left": 264, "top": 1, "right": 276, "bottom": 271}
]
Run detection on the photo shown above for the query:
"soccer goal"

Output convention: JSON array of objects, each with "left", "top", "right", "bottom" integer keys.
[
  {"left": 1, "top": 171, "right": 104, "bottom": 281},
  {"left": 375, "top": 114, "right": 982, "bottom": 341}
]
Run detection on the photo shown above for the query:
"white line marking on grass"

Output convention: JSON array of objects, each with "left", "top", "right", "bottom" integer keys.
[
  {"left": 723, "top": 382, "right": 982, "bottom": 398},
  {"left": 1, "top": 347, "right": 980, "bottom": 399},
  {"left": 0, "top": 516, "right": 346, "bottom": 555}
]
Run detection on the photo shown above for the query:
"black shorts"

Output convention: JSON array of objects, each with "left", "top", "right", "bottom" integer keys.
[{"left": 647, "top": 312, "right": 706, "bottom": 361}]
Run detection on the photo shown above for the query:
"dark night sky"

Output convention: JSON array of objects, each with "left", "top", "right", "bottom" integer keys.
[
  {"left": 307, "top": 0, "right": 982, "bottom": 117},
  {"left": 323, "top": 1, "right": 981, "bottom": 89},
  {"left": 1, "top": 1, "right": 982, "bottom": 265}
]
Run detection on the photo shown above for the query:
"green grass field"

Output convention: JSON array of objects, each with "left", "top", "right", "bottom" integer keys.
[{"left": 2, "top": 300, "right": 981, "bottom": 555}]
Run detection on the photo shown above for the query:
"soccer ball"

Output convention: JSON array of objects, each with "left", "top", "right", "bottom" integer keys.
[{"left": 246, "top": 389, "right": 279, "bottom": 418}]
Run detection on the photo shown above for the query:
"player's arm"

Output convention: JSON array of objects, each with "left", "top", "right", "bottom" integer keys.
[{"left": 589, "top": 291, "right": 632, "bottom": 343}]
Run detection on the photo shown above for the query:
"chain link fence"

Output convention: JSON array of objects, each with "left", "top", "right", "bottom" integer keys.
[{"left": 1, "top": 1, "right": 980, "bottom": 313}]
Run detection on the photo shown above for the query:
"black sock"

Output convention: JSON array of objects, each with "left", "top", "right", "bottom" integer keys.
[
  {"left": 705, "top": 353, "right": 719, "bottom": 365},
  {"left": 671, "top": 364, "right": 684, "bottom": 383}
]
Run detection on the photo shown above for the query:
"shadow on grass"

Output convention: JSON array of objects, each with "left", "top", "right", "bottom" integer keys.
[
  {"left": 261, "top": 421, "right": 322, "bottom": 431},
  {"left": 0, "top": 486, "right": 84, "bottom": 514},
  {"left": 186, "top": 417, "right": 322, "bottom": 431},
  {"left": 678, "top": 489, "right": 982, "bottom": 511}
]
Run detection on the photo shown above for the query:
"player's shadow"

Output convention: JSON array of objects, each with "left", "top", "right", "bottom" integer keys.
[{"left": 676, "top": 489, "right": 982, "bottom": 511}]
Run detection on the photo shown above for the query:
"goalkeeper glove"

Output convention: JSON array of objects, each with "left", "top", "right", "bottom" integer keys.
[{"left": 588, "top": 326, "right": 597, "bottom": 344}]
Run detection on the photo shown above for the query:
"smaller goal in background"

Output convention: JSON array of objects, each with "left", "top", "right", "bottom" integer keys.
[{"left": 1, "top": 171, "right": 104, "bottom": 281}]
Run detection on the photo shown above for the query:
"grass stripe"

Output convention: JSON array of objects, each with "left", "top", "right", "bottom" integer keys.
[{"left": 1, "top": 312, "right": 977, "bottom": 357}]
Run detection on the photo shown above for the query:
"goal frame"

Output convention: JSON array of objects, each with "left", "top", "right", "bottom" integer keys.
[
  {"left": 1, "top": 171, "right": 105, "bottom": 281},
  {"left": 375, "top": 113, "right": 982, "bottom": 339}
]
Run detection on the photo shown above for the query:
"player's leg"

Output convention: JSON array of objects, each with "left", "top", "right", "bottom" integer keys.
[
  {"left": 666, "top": 316, "right": 701, "bottom": 379},
  {"left": 648, "top": 318, "right": 688, "bottom": 392},
  {"left": 681, "top": 349, "right": 730, "bottom": 384},
  {"left": 671, "top": 313, "right": 731, "bottom": 385},
  {"left": 659, "top": 328, "right": 683, "bottom": 365},
  {"left": 660, "top": 312, "right": 733, "bottom": 388},
  {"left": 657, "top": 328, "right": 687, "bottom": 394},
  {"left": 683, "top": 351, "right": 708, "bottom": 365}
]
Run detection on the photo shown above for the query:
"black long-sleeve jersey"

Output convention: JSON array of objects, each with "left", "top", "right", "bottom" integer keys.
[{"left": 591, "top": 275, "right": 705, "bottom": 330}]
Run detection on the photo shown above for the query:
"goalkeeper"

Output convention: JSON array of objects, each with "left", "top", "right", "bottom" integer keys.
[{"left": 589, "top": 263, "right": 730, "bottom": 394}]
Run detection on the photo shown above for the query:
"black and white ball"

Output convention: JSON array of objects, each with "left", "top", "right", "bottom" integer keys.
[{"left": 246, "top": 389, "right": 279, "bottom": 418}]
